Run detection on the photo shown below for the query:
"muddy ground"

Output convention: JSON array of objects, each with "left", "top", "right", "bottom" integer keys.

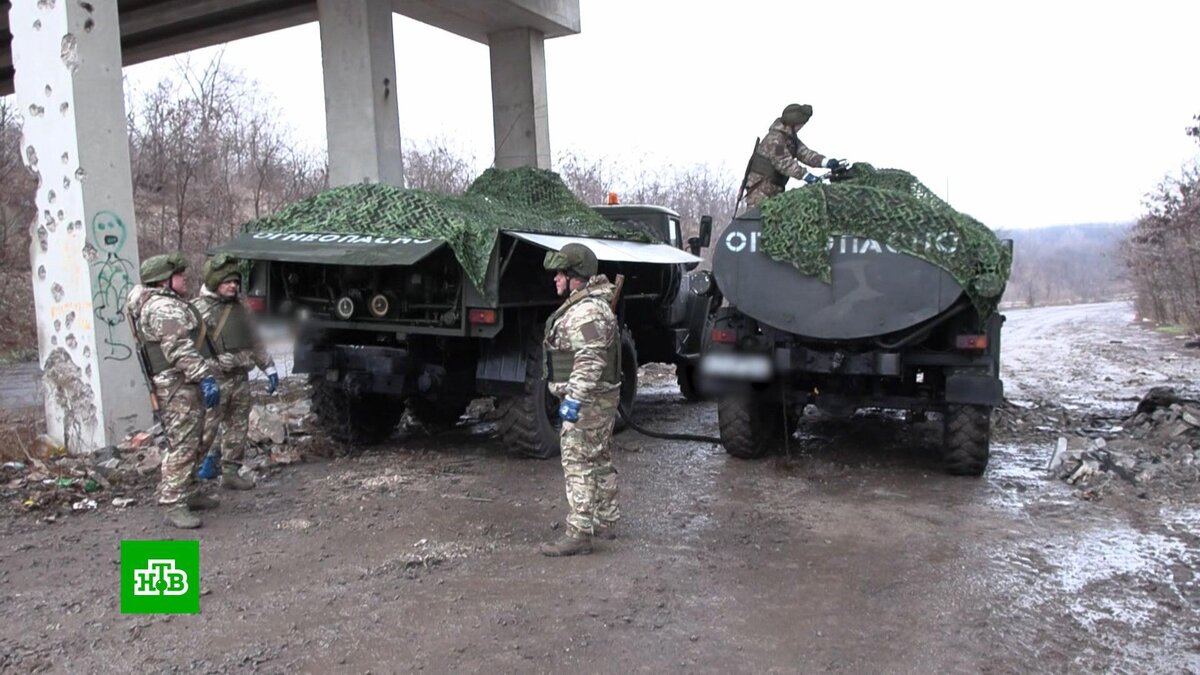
[{"left": 1, "top": 300, "right": 1198, "bottom": 673}]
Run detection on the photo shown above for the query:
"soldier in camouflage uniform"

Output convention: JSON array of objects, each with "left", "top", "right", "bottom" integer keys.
[
  {"left": 192, "top": 253, "right": 279, "bottom": 491},
  {"left": 742, "top": 103, "right": 846, "bottom": 209},
  {"left": 125, "top": 253, "right": 222, "bottom": 529},
  {"left": 540, "top": 243, "right": 622, "bottom": 557}
]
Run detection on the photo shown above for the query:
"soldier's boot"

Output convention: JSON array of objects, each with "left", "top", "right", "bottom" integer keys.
[
  {"left": 539, "top": 531, "right": 593, "bottom": 557},
  {"left": 163, "top": 504, "right": 201, "bottom": 529},
  {"left": 220, "top": 463, "right": 254, "bottom": 491},
  {"left": 594, "top": 524, "right": 617, "bottom": 541},
  {"left": 186, "top": 492, "right": 221, "bottom": 510}
]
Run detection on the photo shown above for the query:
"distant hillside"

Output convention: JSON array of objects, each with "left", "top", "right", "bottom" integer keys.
[{"left": 996, "top": 223, "right": 1131, "bottom": 307}]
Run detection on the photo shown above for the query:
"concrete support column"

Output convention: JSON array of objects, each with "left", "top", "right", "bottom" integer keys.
[
  {"left": 489, "top": 27, "right": 551, "bottom": 169},
  {"left": 317, "top": 0, "right": 404, "bottom": 186},
  {"left": 10, "top": 0, "right": 150, "bottom": 452}
]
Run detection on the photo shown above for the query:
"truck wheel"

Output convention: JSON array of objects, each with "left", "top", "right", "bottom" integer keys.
[
  {"left": 496, "top": 330, "right": 562, "bottom": 459},
  {"left": 718, "top": 392, "right": 782, "bottom": 459},
  {"left": 614, "top": 328, "right": 638, "bottom": 432},
  {"left": 676, "top": 363, "right": 704, "bottom": 402},
  {"left": 943, "top": 404, "right": 991, "bottom": 476},
  {"left": 309, "top": 376, "right": 404, "bottom": 445}
]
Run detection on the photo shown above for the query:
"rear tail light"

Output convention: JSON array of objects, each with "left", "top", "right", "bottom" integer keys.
[
  {"left": 245, "top": 296, "right": 266, "bottom": 313},
  {"left": 468, "top": 308, "right": 498, "bottom": 325},
  {"left": 711, "top": 328, "right": 737, "bottom": 344},
  {"left": 955, "top": 334, "right": 988, "bottom": 350}
]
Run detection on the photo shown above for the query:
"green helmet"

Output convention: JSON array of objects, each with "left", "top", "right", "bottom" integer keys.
[
  {"left": 543, "top": 242, "right": 598, "bottom": 279},
  {"left": 781, "top": 103, "right": 813, "bottom": 126},
  {"left": 202, "top": 252, "right": 242, "bottom": 291},
  {"left": 140, "top": 253, "right": 187, "bottom": 284}
]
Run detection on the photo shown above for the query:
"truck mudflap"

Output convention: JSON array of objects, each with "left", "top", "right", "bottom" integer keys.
[{"left": 945, "top": 372, "right": 1004, "bottom": 407}]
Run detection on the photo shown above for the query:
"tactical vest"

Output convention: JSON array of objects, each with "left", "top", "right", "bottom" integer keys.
[
  {"left": 543, "top": 299, "right": 621, "bottom": 385},
  {"left": 747, "top": 132, "right": 799, "bottom": 188},
  {"left": 208, "top": 302, "right": 254, "bottom": 354},
  {"left": 144, "top": 305, "right": 214, "bottom": 375}
]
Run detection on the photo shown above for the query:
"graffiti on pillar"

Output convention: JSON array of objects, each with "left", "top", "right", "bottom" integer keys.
[{"left": 89, "top": 210, "right": 135, "bottom": 361}]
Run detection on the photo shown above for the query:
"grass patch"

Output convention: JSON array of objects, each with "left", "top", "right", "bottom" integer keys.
[
  {"left": 0, "top": 347, "right": 37, "bottom": 366},
  {"left": 1155, "top": 324, "right": 1190, "bottom": 337}
]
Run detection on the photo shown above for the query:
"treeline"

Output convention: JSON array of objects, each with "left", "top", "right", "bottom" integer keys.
[
  {"left": 997, "top": 223, "right": 1131, "bottom": 308},
  {"left": 1123, "top": 118, "right": 1200, "bottom": 330}
]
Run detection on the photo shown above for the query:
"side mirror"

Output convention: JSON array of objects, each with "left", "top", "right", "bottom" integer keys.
[
  {"left": 689, "top": 215, "right": 714, "bottom": 256},
  {"left": 699, "top": 215, "right": 712, "bottom": 248}
]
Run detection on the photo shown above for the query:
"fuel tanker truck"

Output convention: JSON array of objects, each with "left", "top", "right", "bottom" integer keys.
[{"left": 692, "top": 163, "right": 1012, "bottom": 475}]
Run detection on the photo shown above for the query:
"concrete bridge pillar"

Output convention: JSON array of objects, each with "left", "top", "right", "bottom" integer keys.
[
  {"left": 318, "top": 0, "right": 405, "bottom": 186},
  {"left": 489, "top": 27, "right": 552, "bottom": 169},
  {"left": 9, "top": 0, "right": 150, "bottom": 452}
]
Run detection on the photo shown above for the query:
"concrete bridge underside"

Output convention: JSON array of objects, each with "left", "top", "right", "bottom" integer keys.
[{"left": 5, "top": 0, "right": 579, "bottom": 451}]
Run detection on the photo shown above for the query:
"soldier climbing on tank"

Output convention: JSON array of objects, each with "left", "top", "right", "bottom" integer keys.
[
  {"left": 125, "top": 253, "right": 221, "bottom": 529},
  {"left": 539, "top": 243, "right": 622, "bottom": 557},
  {"left": 739, "top": 103, "right": 846, "bottom": 210}
]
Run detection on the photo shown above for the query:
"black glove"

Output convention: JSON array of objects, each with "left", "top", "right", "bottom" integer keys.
[
  {"left": 803, "top": 173, "right": 822, "bottom": 185},
  {"left": 825, "top": 158, "right": 846, "bottom": 170}
]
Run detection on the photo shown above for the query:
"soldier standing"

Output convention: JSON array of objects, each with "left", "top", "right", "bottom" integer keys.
[
  {"left": 192, "top": 253, "right": 279, "bottom": 491},
  {"left": 125, "top": 253, "right": 221, "bottom": 529},
  {"left": 741, "top": 103, "right": 846, "bottom": 209},
  {"left": 540, "top": 243, "right": 622, "bottom": 557}
]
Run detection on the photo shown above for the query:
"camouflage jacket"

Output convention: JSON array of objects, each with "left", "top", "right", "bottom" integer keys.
[
  {"left": 125, "top": 284, "right": 214, "bottom": 385},
  {"left": 747, "top": 118, "right": 826, "bottom": 186},
  {"left": 545, "top": 275, "right": 621, "bottom": 403},
  {"left": 190, "top": 287, "right": 274, "bottom": 375}
]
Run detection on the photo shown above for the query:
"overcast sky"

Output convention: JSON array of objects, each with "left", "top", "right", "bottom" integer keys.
[{"left": 123, "top": 0, "right": 1200, "bottom": 231}]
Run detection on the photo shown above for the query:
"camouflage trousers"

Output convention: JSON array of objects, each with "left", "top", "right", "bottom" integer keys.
[
  {"left": 202, "top": 370, "right": 252, "bottom": 464},
  {"left": 154, "top": 377, "right": 206, "bottom": 505},
  {"left": 559, "top": 389, "right": 621, "bottom": 536},
  {"left": 743, "top": 172, "right": 784, "bottom": 209}
]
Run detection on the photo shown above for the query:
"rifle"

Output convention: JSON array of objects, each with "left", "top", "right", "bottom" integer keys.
[
  {"left": 125, "top": 304, "right": 165, "bottom": 429},
  {"left": 609, "top": 273, "right": 625, "bottom": 312},
  {"left": 733, "top": 136, "right": 761, "bottom": 215}
]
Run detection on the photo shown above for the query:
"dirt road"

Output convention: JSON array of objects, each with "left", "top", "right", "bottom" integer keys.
[{"left": 1, "top": 301, "right": 1198, "bottom": 673}]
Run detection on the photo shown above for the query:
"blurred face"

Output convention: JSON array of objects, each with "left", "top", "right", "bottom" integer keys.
[
  {"left": 217, "top": 278, "right": 240, "bottom": 299},
  {"left": 554, "top": 270, "right": 569, "bottom": 297},
  {"left": 168, "top": 271, "right": 187, "bottom": 296}
]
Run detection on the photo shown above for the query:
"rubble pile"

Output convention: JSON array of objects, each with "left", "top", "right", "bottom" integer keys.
[
  {"left": 1, "top": 378, "right": 319, "bottom": 518},
  {"left": 1047, "top": 387, "right": 1200, "bottom": 501}
]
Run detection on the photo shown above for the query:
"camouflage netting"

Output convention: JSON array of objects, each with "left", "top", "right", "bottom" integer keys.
[
  {"left": 758, "top": 163, "right": 1012, "bottom": 318},
  {"left": 239, "top": 167, "right": 650, "bottom": 289}
]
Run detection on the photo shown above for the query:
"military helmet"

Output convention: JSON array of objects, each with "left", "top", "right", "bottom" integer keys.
[
  {"left": 543, "top": 242, "right": 598, "bottom": 279},
  {"left": 140, "top": 253, "right": 187, "bottom": 284},
  {"left": 781, "top": 103, "right": 813, "bottom": 126},
  {"left": 202, "top": 252, "right": 242, "bottom": 291}
]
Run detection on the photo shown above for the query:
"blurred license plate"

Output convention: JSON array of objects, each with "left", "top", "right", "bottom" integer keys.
[{"left": 700, "top": 352, "right": 773, "bottom": 381}]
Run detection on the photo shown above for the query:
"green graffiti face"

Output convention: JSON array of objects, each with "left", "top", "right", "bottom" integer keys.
[{"left": 91, "top": 211, "right": 127, "bottom": 254}]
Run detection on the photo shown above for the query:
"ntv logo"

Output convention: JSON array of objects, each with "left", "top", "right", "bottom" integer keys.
[
  {"left": 133, "top": 559, "right": 189, "bottom": 596},
  {"left": 121, "top": 540, "right": 200, "bottom": 614}
]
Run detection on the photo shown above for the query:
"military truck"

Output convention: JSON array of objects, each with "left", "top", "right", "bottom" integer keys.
[
  {"left": 693, "top": 166, "right": 1010, "bottom": 475},
  {"left": 214, "top": 187, "right": 710, "bottom": 459}
]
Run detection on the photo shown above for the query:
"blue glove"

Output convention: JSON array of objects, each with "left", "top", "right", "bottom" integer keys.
[
  {"left": 200, "top": 376, "right": 220, "bottom": 409},
  {"left": 825, "top": 157, "right": 845, "bottom": 169},
  {"left": 267, "top": 372, "right": 279, "bottom": 395},
  {"left": 196, "top": 451, "right": 220, "bottom": 480},
  {"left": 803, "top": 172, "right": 821, "bottom": 185},
  {"left": 558, "top": 398, "right": 581, "bottom": 423}
]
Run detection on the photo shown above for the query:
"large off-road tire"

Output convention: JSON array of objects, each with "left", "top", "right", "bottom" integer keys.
[
  {"left": 613, "top": 328, "right": 638, "bottom": 433},
  {"left": 310, "top": 376, "right": 404, "bottom": 445},
  {"left": 675, "top": 362, "right": 704, "bottom": 403},
  {"left": 497, "top": 324, "right": 638, "bottom": 459},
  {"left": 718, "top": 391, "right": 782, "bottom": 459},
  {"left": 496, "top": 329, "right": 562, "bottom": 459},
  {"left": 943, "top": 404, "right": 991, "bottom": 476}
]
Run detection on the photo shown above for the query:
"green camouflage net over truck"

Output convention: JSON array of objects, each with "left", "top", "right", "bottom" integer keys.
[
  {"left": 239, "top": 167, "right": 650, "bottom": 289},
  {"left": 758, "top": 162, "right": 1012, "bottom": 318}
]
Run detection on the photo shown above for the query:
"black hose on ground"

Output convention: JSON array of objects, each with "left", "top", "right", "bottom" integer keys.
[{"left": 615, "top": 401, "right": 723, "bottom": 444}]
